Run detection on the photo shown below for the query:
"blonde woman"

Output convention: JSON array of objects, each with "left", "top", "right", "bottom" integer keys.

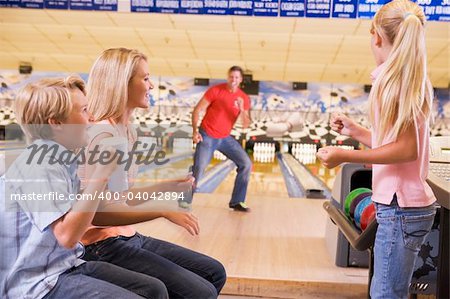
[
  {"left": 317, "top": 1, "right": 437, "bottom": 298},
  {"left": 79, "top": 48, "right": 226, "bottom": 299}
]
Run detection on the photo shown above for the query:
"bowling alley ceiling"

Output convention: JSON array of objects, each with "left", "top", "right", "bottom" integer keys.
[{"left": 0, "top": 8, "right": 449, "bottom": 86}]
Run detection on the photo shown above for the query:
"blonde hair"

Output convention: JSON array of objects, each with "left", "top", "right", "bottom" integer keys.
[
  {"left": 369, "top": 0, "right": 434, "bottom": 144},
  {"left": 87, "top": 48, "right": 147, "bottom": 122},
  {"left": 14, "top": 75, "right": 86, "bottom": 141}
]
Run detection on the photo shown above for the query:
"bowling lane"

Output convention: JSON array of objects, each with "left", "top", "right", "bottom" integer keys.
[
  {"left": 303, "top": 161, "right": 340, "bottom": 190},
  {"left": 133, "top": 143, "right": 332, "bottom": 199},
  {"left": 134, "top": 154, "right": 220, "bottom": 188},
  {"left": 291, "top": 143, "right": 349, "bottom": 189},
  {"left": 0, "top": 141, "right": 26, "bottom": 151},
  {"left": 134, "top": 157, "right": 194, "bottom": 188},
  {"left": 213, "top": 154, "right": 290, "bottom": 198}
]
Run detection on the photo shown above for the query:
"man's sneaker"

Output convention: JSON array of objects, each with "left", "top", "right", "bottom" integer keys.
[
  {"left": 229, "top": 202, "right": 251, "bottom": 212},
  {"left": 178, "top": 201, "right": 192, "bottom": 211}
]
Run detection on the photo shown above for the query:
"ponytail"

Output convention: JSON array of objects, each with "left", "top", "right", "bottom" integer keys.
[{"left": 369, "top": 0, "right": 433, "bottom": 144}]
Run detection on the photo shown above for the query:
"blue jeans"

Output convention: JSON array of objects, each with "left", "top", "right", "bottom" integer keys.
[
  {"left": 370, "top": 197, "right": 436, "bottom": 299},
  {"left": 44, "top": 261, "right": 168, "bottom": 299},
  {"left": 192, "top": 129, "right": 252, "bottom": 205},
  {"left": 83, "top": 234, "right": 226, "bottom": 299}
]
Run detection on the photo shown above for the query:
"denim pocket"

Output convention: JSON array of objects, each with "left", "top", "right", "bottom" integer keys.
[
  {"left": 401, "top": 210, "right": 436, "bottom": 251},
  {"left": 375, "top": 203, "right": 396, "bottom": 222},
  {"left": 199, "top": 130, "right": 214, "bottom": 147},
  {"left": 82, "top": 245, "right": 99, "bottom": 261},
  {"left": 87, "top": 236, "right": 120, "bottom": 258}
]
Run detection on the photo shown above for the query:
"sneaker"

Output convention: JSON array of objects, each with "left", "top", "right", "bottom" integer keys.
[
  {"left": 178, "top": 201, "right": 192, "bottom": 211},
  {"left": 229, "top": 202, "right": 251, "bottom": 212}
]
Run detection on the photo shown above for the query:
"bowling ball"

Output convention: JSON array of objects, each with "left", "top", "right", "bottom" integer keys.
[
  {"left": 344, "top": 188, "right": 372, "bottom": 217},
  {"left": 360, "top": 203, "right": 376, "bottom": 230},
  {"left": 354, "top": 196, "right": 372, "bottom": 229},
  {"left": 349, "top": 192, "right": 372, "bottom": 219}
]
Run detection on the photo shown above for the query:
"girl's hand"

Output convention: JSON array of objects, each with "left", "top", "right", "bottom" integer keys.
[
  {"left": 316, "top": 146, "right": 346, "bottom": 169},
  {"left": 164, "top": 211, "right": 199, "bottom": 235},
  {"left": 330, "top": 113, "right": 357, "bottom": 137}
]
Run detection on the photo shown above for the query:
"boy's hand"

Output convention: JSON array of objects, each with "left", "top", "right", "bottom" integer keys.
[
  {"left": 316, "top": 146, "right": 345, "bottom": 169},
  {"left": 164, "top": 211, "right": 199, "bottom": 235}
]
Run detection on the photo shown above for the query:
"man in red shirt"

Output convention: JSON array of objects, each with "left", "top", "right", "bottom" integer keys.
[{"left": 188, "top": 66, "right": 252, "bottom": 212}]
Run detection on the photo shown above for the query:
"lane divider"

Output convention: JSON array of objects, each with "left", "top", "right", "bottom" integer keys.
[
  {"left": 281, "top": 153, "right": 331, "bottom": 199},
  {"left": 137, "top": 151, "right": 193, "bottom": 173},
  {"left": 196, "top": 160, "right": 235, "bottom": 193},
  {"left": 277, "top": 153, "right": 305, "bottom": 198}
]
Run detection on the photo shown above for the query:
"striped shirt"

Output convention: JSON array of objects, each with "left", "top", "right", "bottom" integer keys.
[{"left": 0, "top": 139, "right": 85, "bottom": 299}]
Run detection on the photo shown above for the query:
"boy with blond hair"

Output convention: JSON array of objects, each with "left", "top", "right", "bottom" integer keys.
[{"left": 0, "top": 75, "right": 168, "bottom": 299}]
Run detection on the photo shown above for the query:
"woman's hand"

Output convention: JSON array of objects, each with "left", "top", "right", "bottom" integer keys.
[{"left": 164, "top": 211, "right": 200, "bottom": 235}]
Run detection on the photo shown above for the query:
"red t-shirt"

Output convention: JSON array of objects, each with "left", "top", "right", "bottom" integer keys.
[{"left": 200, "top": 83, "right": 250, "bottom": 138}]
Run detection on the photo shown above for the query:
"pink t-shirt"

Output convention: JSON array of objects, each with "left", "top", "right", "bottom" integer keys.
[{"left": 370, "top": 64, "right": 436, "bottom": 207}]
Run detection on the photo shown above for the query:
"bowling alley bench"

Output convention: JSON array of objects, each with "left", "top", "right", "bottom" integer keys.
[{"left": 323, "top": 137, "right": 449, "bottom": 299}]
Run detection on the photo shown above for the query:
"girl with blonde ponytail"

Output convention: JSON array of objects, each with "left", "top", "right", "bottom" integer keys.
[{"left": 317, "top": 0, "right": 437, "bottom": 297}]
